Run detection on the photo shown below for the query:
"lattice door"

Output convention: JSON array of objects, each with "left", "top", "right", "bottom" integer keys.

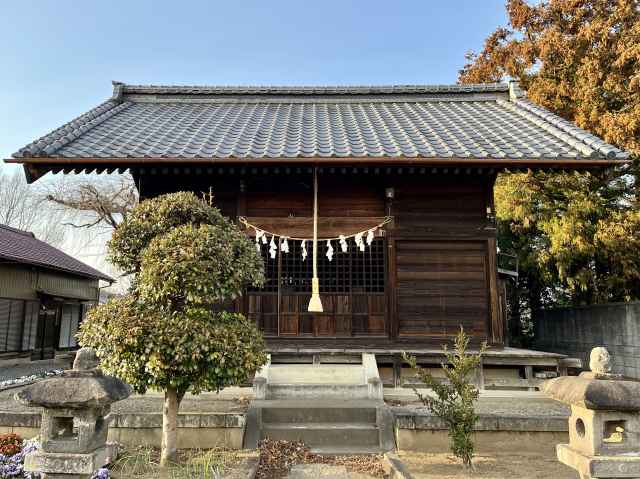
[{"left": 248, "top": 237, "right": 387, "bottom": 337}]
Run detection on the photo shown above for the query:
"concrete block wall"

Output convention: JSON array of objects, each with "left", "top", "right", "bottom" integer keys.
[{"left": 534, "top": 302, "right": 640, "bottom": 379}]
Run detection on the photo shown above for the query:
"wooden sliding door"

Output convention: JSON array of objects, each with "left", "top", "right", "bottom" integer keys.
[{"left": 395, "top": 240, "right": 489, "bottom": 339}]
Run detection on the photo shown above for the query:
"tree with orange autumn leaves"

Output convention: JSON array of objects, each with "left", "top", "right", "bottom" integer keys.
[{"left": 460, "top": 0, "right": 640, "bottom": 341}]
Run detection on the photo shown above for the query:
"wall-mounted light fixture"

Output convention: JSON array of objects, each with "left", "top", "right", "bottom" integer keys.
[{"left": 385, "top": 187, "right": 395, "bottom": 200}]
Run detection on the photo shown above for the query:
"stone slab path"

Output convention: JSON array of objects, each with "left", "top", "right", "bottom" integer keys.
[{"left": 286, "top": 464, "right": 378, "bottom": 478}]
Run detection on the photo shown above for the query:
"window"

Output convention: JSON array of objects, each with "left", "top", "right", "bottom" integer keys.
[
  {"left": 59, "top": 304, "right": 82, "bottom": 349},
  {"left": 21, "top": 301, "right": 39, "bottom": 351},
  {"left": 250, "top": 238, "right": 386, "bottom": 294},
  {"left": 0, "top": 298, "right": 32, "bottom": 353}
]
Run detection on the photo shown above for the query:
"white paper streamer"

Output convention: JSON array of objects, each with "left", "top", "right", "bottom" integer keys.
[
  {"left": 255, "top": 229, "right": 264, "bottom": 252},
  {"left": 355, "top": 232, "right": 365, "bottom": 252},
  {"left": 326, "top": 239, "right": 334, "bottom": 262},
  {"left": 366, "top": 228, "right": 375, "bottom": 246},
  {"left": 301, "top": 240, "right": 307, "bottom": 261},
  {"left": 281, "top": 237, "right": 289, "bottom": 253},
  {"left": 269, "top": 236, "right": 277, "bottom": 259},
  {"left": 339, "top": 234, "right": 348, "bottom": 253}
]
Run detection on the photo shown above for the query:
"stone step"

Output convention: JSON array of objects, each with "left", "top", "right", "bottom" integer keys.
[
  {"left": 287, "top": 464, "right": 351, "bottom": 479},
  {"left": 262, "top": 422, "right": 380, "bottom": 448},
  {"left": 310, "top": 445, "right": 386, "bottom": 456},
  {"left": 262, "top": 404, "right": 376, "bottom": 424},
  {"left": 268, "top": 364, "right": 365, "bottom": 385},
  {"left": 266, "top": 384, "right": 370, "bottom": 400}
]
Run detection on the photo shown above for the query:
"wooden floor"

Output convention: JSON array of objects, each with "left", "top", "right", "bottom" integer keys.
[
  {"left": 265, "top": 341, "right": 572, "bottom": 391},
  {"left": 266, "top": 340, "right": 564, "bottom": 361}
]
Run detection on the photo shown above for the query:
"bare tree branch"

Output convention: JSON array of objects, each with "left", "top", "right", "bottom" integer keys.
[{"left": 46, "top": 176, "right": 138, "bottom": 230}]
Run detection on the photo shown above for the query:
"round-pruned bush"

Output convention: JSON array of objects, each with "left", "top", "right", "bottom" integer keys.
[
  {"left": 78, "top": 297, "right": 267, "bottom": 396},
  {"left": 138, "top": 223, "right": 264, "bottom": 309},
  {"left": 108, "top": 192, "right": 229, "bottom": 274}
]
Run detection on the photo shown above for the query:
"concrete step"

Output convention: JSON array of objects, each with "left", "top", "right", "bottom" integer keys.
[
  {"left": 262, "top": 404, "right": 377, "bottom": 424},
  {"left": 266, "top": 384, "right": 370, "bottom": 399},
  {"left": 268, "top": 364, "right": 365, "bottom": 385},
  {"left": 310, "top": 445, "right": 386, "bottom": 456},
  {"left": 287, "top": 464, "right": 351, "bottom": 479},
  {"left": 262, "top": 422, "right": 380, "bottom": 447}
]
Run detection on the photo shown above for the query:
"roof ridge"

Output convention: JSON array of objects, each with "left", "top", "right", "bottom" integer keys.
[
  {"left": 12, "top": 100, "right": 132, "bottom": 158},
  {"left": 116, "top": 82, "right": 510, "bottom": 96},
  {"left": 0, "top": 224, "right": 35, "bottom": 238},
  {"left": 512, "top": 99, "right": 629, "bottom": 160}
]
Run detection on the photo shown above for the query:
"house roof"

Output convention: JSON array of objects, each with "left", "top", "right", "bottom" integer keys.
[
  {"left": 0, "top": 224, "right": 113, "bottom": 282},
  {"left": 9, "top": 81, "right": 628, "bottom": 177}
]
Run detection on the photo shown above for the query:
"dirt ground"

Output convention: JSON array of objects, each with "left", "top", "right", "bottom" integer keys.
[{"left": 397, "top": 452, "right": 578, "bottom": 479}]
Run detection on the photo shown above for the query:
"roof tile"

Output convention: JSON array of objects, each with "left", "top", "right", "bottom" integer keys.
[
  {"left": 10, "top": 82, "right": 629, "bottom": 163},
  {"left": 0, "top": 225, "right": 112, "bottom": 281}
]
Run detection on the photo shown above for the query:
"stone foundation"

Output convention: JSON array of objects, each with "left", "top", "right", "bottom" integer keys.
[{"left": 0, "top": 408, "right": 568, "bottom": 454}]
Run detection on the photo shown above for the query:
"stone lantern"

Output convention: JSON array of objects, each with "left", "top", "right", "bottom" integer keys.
[
  {"left": 543, "top": 347, "right": 640, "bottom": 479},
  {"left": 15, "top": 348, "right": 132, "bottom": 479}
]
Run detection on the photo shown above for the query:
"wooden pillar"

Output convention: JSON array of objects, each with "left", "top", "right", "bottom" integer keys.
[
  {"left": 487, "top": 238, "right": 502, "bottom": 345},
  {"left": 485, "top": 174, "right": 503, "bottom": 346},
  {"left": 386, "top": 186, "right": 398, "bottom": 339},
  {"left": 237, "top": 180, "right": 248, "bottom": 316}
]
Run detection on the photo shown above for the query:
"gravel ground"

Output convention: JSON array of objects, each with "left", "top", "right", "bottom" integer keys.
[
  {"left": 0, "top": 385, "right": 250, "bottom": 414},
  {"left": 0, "top": 359, "right": 69, "bottom": 383},
  {"left": 1, "top": 383, "right": 567, "bottom": 418},
  {"left": 397, "top": 451, "right": 578, "bottom": 478},
  {"left": 387, "top": 393, "right": 569, "bottom": 418}
]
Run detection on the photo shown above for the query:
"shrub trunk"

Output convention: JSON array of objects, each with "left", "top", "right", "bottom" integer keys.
[{"left": 160, "top": 387, "right": 181, "bottom": 467}]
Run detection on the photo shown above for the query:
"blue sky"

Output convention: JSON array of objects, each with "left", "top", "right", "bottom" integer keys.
[{"left": 0, "top": 0, "right": 507, "bottom": 164}]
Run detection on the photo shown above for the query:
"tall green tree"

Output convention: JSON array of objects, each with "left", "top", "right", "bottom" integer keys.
[
  {"left": 78, "top": 192, "right": 267, "bottom": 466},
  {"left": 459, "top": 0, "right": 640, "bottom": 339}
]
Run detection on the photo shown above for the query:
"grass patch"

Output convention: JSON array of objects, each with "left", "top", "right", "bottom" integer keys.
[{"left": 110, "top": 446, "right": 241, "bottom": 478}]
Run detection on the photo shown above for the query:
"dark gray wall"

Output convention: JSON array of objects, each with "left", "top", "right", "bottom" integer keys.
[{"left": 534, "top": 302, "right": 640, "bottom": 379}]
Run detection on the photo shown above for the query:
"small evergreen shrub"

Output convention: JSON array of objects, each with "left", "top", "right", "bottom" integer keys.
[{"left": 403, "top": 328, "right": 486, "bottom": 469}]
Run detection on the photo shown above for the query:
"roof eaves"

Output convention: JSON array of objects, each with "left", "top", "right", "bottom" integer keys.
[
  {"left": 512, "top": 99, "right": 630, "bottom": 160},
  {"left": 11, "top": 99, "right": 132, "bottom": 159},
  {"left": 497, "top": 99, "right": 602, "bottom": 159}
]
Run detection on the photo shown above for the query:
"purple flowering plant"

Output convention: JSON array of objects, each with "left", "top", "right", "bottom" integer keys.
[{"left": 0, "top": 436, "right": 110, "bottom": 479}]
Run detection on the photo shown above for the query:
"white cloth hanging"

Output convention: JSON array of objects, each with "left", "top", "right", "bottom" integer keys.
[{"left": 326, "top": 239, "right": 334, "bottom": 262}]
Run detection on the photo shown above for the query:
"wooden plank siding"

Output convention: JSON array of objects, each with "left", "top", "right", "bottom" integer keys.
[
  {"left": 137, "top": 171, "right": 503, "bottom": 346},
  {"left": 395, "top": 241, "right": 488, "bottom": 338}
]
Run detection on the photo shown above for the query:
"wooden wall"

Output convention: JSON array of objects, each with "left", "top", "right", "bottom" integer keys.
[
  {"left": 389, "top": 177, "right": 498, "bottom": 343},
  {"left": 137, "top": 170, "right": 502, "bottom": 345}
]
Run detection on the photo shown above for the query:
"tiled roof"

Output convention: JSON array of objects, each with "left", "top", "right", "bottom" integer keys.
[
  {"left": 11, "top": 81, "right": 629, "bottom": 162},
  {"left": 0, "top": 224, "right": 112, "bottom": 282}
]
